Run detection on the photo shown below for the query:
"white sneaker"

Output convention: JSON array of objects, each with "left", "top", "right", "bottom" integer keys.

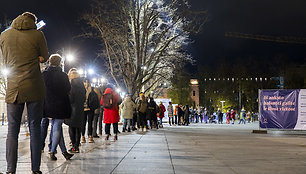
[{"left": 144, "top": 127, "right": 147, "bottom": 132}]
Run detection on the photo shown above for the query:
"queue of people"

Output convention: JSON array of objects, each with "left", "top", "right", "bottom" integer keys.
[{"left": 0, "top": 11, "right": 257, "bottom": 174}]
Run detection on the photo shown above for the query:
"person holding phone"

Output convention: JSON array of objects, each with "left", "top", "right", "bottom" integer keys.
[{"left": 0, "top": 12, "right": 48, "bottom": 174}]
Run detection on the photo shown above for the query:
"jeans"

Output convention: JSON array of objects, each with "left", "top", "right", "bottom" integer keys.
[
  {"left": 105, "top": 123, "right": 118, "bottom": 135},
  {"left": 160, "top": 117, "right": 163, "bottom": 125},
  {"left": 50, "top": 119, "right": 67, "bottom": 153},
  {"left": 6, "top": 101, "right": 43, "bottom": 172},
  {"left": 41, "top": 117, "right": 52, "bottom": 151},
  {"left": 195, "top": 115, "right": 199, "bottom": 123},
  {"left": 239, "top": 118, "right": 246, "bottom": 124},
  {"left": 69, "top": 127, "right": 81, "bottom": 149},
  {"left": 174, "top": 115, "right": 178, "bottom": 125},
  {"left": 123, "top": 119, "right": 131, "bottom": 130},
  {"left": 82, "top": 110, "right": 94, "bottom": 136}
]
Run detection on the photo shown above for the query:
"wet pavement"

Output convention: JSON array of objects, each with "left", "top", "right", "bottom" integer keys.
[{"left": 0, "top": 122, "right": 306, "bottom": 174}]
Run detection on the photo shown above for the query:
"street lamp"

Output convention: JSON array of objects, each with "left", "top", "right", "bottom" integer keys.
[
  {"left": 88, "top": 68, "right": 94, "bottom": 75},
  {"left": 66, "top": 54, "right": 75, "bottom": 62},
  {"left": 1, "top": 67, "right": 10, "bottom": 77},
  {"left": 92, "top": 78, "right": 97, "bottom": 83},
  {"left": 78, "top": 69, "right": 84, "bottom": 76},
  {"left": 220, "top": 101, "right": 225, "bottom": 113},
  {"left": 101, "top": 77, "right": 107, "bottom": 84}
]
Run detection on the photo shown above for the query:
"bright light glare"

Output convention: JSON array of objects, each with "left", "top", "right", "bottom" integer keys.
[
  {"left": 101, "top": 77, "right": 107, "bottom": 83},
  {"left": 92, "top": 78, "right": 97, "bottom": 83},
  {"left": 1, "top": 68, "right": 9, "bottom": 76},
  {"left": 78, "top": 69, "right": 84, "bottom": 75},
  {"left": 88, "top": 69, "right": 94, "bottom": 75},
  {"left": 66, "top": 54, "right": 74, "bottom": 62},
  {"left": 116, "top": 88, "right": 121, "bottom": 93}
]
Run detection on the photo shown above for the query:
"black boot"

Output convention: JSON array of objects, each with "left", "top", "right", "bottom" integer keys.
[
  {"left": 122, "top": 128, "right": 126, "bottom": 132},
  {"left": 62, "top": 151, "right": 74, "bottom": 160},
  {"left": 50, "top": 152, "right": 57, "bottom": 161},
  {"left": 32, "top": 171, "right": 42, "bottom": 174}
]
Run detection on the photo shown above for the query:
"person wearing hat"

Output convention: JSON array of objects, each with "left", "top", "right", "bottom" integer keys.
[{"left": 238, "top": 108, "right": 246, "bottom": 124}]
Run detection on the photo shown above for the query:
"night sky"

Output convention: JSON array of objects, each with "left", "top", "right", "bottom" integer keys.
[{"left": 1, "top": 0, "right": 306, "bottom": 73}]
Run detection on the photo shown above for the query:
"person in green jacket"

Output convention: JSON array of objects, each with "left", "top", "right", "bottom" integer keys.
[{"left": 0, "top": 12, "right": 48, "bottom": 174}]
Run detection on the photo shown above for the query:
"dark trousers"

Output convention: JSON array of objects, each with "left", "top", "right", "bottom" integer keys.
[
  {"left": 82, "top": 110, "right": 94, "bottom": 136},
  {"left": 174, "top": 115, "right": 178, "bottom": 124},
  {"left": 138, "top": 112, "right": 147, "bottom": 128},
  {"left": 218, "top": 116, "right": 223, "bottom": 124},
  {"left": 105, "top": 123, "right": 118, "bottom": 135},
  {"left": 169, "top": 117, "right": 174, "bottom": 125},
  {"left": 93, "top": 114, "right": 99, "bottom": 136},
  {"left": 98, "top": 109, "right": 104, "bottom": 135},
  {"left": 7, "top": 101, "right": 43, "bottom": 172},
  {"left": 132, "top": 113, "right": 137, "bottom": 128},
  {"left": 69, "top": 127, "right": 81, "bottom": 148}
]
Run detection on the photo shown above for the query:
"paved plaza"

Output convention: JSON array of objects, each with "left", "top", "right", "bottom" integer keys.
[{"left": 0, "top": 122, "right": 306, "bottom": 174}]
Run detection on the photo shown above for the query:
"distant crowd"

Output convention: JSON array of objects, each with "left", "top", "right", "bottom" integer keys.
[{"left": 184, "top": 107, "right": 257, "bottom": 125}]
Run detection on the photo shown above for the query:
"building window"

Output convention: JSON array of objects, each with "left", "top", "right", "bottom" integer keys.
[{"left": 193, "top": 91, "right": 195, "bottom": 96}]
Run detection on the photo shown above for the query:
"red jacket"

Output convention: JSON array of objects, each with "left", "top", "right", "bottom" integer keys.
[
  {"left": 158, "top": 104, "right": 166, "bottom": 118},
  {"left": 101, "top": 88, "right": 120, "bottom": 124}
]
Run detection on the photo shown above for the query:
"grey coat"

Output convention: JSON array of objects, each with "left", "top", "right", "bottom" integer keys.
[{"left": 121, "top": 97, "right": 136, "bottom": 119}]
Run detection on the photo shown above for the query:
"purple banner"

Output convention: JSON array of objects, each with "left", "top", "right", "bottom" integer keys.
[{"left": 259, "top": 90, "right": 299, "bottom": 129}]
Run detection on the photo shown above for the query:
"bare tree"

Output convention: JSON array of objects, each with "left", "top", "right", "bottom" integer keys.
[
  {"left": 82, "top": 0, "right": 206, "bottom": 98},
  {"left": 0, "top": 15, "right": 11, "bottom": 97}
]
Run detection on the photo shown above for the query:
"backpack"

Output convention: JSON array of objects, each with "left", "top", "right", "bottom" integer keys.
[
  {"left": 102, "top": 93, "right": 114, "bottom": 109},
  {"left": 88, "top": 90, "right": 100, "bottom": 110}
]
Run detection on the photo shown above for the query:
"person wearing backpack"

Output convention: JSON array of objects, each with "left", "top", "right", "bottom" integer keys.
[
  {"left": 81, "top": 85, "right": 100, "bottom": 143},
  {"left": 101, "top": 87, "right": 121, "bottom": 140},
  {"left": 92, "top": 87, "right": 102, "bottom": 138}
]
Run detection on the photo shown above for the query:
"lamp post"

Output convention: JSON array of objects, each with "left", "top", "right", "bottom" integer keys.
[
  {"left": 220, "top": 101, "right": 225, "bottom": 113},
  {"left": 61, "top": 53, "right": 75, "bottom": 72},
  {"left": 1, "top": 67, "right": 9, "bottom": 77}
]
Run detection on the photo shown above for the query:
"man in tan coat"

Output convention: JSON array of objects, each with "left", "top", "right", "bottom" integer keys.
[{"left": 0, "top": 12, "right": 48, "bottom": 174}]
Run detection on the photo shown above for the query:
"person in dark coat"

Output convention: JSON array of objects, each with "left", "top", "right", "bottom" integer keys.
[
  {"left": 42, "top": 54, "right": 73, "bottom": 161},
  {"left": 177, "top": 104, "right": 184, "bottom": 125},
  {"left": 65, "top": 68, "right": 86, "bottom": 153},
  {"left": 147, "top": 97, "right": 157, "bottom": 129},
  {"left": 183, "top": 105, "right": 190, "bottom": 126}
]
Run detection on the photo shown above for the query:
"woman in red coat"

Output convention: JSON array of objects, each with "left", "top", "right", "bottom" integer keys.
[{"left": 101, "top": 87, "right": 121, "bottom": 140}]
